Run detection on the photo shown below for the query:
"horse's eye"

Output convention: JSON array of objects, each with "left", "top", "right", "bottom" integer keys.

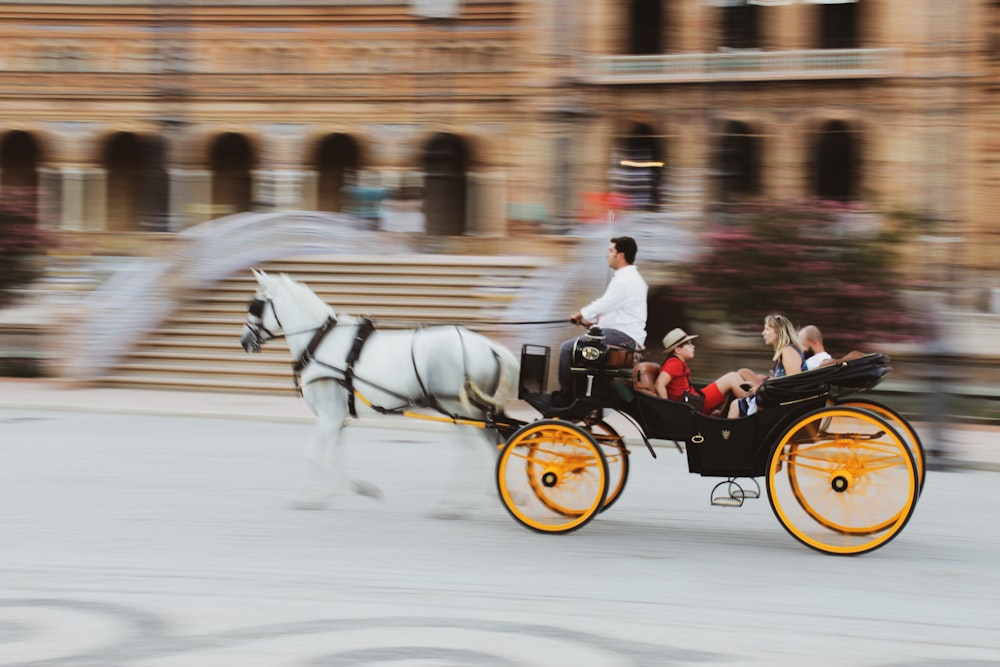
[{"left": 248, "top": 299, "right": 264, "bottom": 317}]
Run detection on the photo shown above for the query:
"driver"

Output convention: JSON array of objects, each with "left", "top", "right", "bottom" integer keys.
[{"left": 553, "top": 236, "right": 647, "bottom": 405}]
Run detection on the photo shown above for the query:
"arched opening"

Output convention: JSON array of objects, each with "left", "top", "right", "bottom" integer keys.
[
  {"left": 814, "top": 120, "right": 859, "bottom": 202},
  {"left": 422, "top": 133, "right": 468, "bottom": 235},
  {"left": 209, "top": 133, "right": 254, "bottom": 215},
  {"left": 0, "top": 130, "right": 41, "bottom": 214},
  {"left": 628, "top": 0, "right": 664, "bottom": 55},
  {"left": 613, "top": 123, "right": 664, "bottom": 211},
  {"left": 103, "top": 132, "right": 145, "bottom": 232},
  {"left": 717, "top": 120, "right": 761, "bottom": 203},
  {"left": 313, "top": 133, "right": 360, "bottom": 213},
  {"left": 818, "top": 0, "right": 860, "bottom": 49}
]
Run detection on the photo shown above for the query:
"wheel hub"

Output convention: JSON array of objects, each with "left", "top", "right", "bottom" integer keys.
[
  {"left": 830, "top": 471, "right": 853, "bottom": 493},
  {"left": 541, "top": 470, "right": 559, "bottom": 488}
]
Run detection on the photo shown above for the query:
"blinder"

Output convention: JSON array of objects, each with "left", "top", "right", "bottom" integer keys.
[
  {"left": 242, "top": 296, "right": 278, "bottom": 351},
  {"left": 248, "top": 297, "right": 265, "bottom": 319}
]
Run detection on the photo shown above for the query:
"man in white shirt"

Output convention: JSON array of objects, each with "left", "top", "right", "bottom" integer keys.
[
  {"left": 555, "top": 236, "right": 648, "bottom": 402},
  {"left": 799, "top": 325, "right": 833, "bottom": 370}
]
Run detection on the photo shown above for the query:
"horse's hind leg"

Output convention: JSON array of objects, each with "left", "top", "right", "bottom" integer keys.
[{"left": 430, "top": 423, "right": 500, "bottom": 520}]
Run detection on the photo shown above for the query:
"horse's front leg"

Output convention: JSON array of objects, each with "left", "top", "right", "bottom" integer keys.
[
  {"left": 288, "top": 379, "right": 383, "bottom": 509},
  {"left": 287, "top": 380, "right": 351, "bottom": 509},
  {"left": 287, "top": 421, "right": 337, "bottom": 510}
]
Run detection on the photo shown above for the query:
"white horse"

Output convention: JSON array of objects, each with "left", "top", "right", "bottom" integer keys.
[{"left": 239, "top": 270, "right": 520, "bottom": 516}]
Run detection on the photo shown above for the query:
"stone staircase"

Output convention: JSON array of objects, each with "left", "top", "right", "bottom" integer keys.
[{"left": 97, "top": 254, "right": 543, "bottom": 394}]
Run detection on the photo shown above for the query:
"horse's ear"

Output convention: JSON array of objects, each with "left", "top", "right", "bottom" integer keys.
[{"left": 251, "top": 268, "right": 268, "bottom": 284}]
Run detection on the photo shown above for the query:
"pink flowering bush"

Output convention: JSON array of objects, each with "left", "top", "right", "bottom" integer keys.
[
  {"left": 680, "top": 201, "right": 923, "bottom": 350},
  {"left": 0, "top": 192, "right": 52, "bottom": 307}
]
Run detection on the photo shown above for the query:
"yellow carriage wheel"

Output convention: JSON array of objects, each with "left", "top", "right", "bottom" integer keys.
[
  {"left": 767, "top": 407, "right": 918, "bottom": 555},
  {"left": 496, "top": 420, "right": 608, "bottom": 534},
  {"left": 836, "top": 399, "right": 925, "bottom": 494},
  {"left": 578, "top": 417, "right": 630, "bottom": 512}
]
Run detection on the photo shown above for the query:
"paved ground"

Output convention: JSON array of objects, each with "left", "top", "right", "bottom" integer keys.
[
  {"left": 0, "top": 379, "right": 996, "bottom": 472},
  {"left": 1, "top": 401, "right": 999, "bottom": 666}
]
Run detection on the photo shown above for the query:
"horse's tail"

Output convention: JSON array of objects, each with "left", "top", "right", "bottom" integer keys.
[{"left": 459, "top": 341, "right": 520, "bottom": 415}]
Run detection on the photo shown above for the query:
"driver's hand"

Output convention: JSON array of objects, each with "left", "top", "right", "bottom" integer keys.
[{"left": 570, "top": 312, "right": 582, "bottom": 325}]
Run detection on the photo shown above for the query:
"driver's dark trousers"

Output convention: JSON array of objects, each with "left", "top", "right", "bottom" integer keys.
[{"left": 557, "top": 328, "right": 637, "bottom": 396}]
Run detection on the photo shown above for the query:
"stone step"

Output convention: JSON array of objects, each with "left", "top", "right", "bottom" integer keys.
[
  {"left": 99, "top": 373, "right": 295, "bottom": 394},
  {"left": 100, "top": 254, "right": 541, "bottom": 394}
]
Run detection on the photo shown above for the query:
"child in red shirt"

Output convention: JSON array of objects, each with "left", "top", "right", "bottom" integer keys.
[{"left": 654, "top": 328, "right": 760, "bottom": 414}]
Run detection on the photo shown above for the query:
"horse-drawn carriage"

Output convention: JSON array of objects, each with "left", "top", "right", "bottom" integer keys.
[
  {"left": 496, "top": 326, "right": 925, "bottom": 556},
  {"left": 240, "top": 271, "right": 924, "bottom": 557}
]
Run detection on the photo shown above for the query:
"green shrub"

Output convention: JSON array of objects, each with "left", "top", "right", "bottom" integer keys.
[
  {"left": 0, "top": 193, "right": 51, "bottom": 307},
  {"left": 680, "top": 201, "right": 923, "bottom": 351}
]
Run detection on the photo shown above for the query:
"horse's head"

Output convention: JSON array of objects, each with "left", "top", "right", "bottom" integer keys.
[{"left": 240, "top": 269, "right": 282, "bottom": 353}]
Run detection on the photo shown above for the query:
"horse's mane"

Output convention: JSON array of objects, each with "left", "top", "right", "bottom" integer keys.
[{"left": 273, "top": 273, "right": 336, "bottom": 322}]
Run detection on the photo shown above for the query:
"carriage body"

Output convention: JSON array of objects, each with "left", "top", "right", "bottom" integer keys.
[{"left": 501, "top": 332, "right": 923, "bottom": 555}]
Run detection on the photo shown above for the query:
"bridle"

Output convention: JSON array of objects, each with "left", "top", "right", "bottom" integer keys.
[
  {"left": 243, "top": 296, "right": 283, "bottom": 349},
  {"left": 245, "top": 295, "right": 333, "bottom": 345}
]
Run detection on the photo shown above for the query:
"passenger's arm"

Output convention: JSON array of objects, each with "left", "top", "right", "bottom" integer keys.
[
  {"left": 780, "top": 346, "right": 804, "bottom": 377},
  {"left": 654, "top": 371, "right": 672, "bottom": 399}
]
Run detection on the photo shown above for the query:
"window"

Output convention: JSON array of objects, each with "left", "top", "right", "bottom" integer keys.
[
  {"left": 628, "top": 0, "right": 665, "bottom": 54},
  {"left": 717, "top": 121, "right": 761, "bottom": 201},
  {"left": 711, "top": 0, "right": 760, "bottom": 50},
  {"left": 814, "top": 120, "right": 859, "bottom": 202},
  {"left": 814, "top": 0, "right": 860, "bottom": 49}
]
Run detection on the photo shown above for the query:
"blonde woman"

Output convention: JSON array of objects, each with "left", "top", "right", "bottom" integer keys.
[{"left": 729, "top": 313, "right": 807, "bottom": 418}]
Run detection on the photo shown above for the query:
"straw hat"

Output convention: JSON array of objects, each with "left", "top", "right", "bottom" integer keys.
[{"left": 661, "top": 328, "right": 698, "bottom": 355}]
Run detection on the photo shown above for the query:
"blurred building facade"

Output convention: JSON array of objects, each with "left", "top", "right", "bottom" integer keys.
[{"left": 0, "top": 0, "right": 996, "bottom": 295}]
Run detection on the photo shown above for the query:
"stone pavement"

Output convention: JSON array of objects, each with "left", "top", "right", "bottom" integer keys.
[{"left": 0, "top": 378, "right": 995, "bottom": 472}]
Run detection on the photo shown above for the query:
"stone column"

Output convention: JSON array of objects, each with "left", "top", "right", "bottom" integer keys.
[
  {"left": 170, "top": 168, "right": 211, "bottom": 229},
  {"left": 255, "top": 124, "right": 309, "bottom": 211},
  {"left": 252, "top": 169, "right": 306, "bottom": 212},
  {"left": 769, "top": 114, "right": 804, "bottom": 201},
  {"left": 36, "top": 167, "right": 62, "bottom": 230},
  {"left": 466, "top": 170, "right": 506, "bottom": 236},
  {"left": 55, "top": 167, "right": 105, "bottom": 231},
  {"left": 299, "top": 170, "right": 318, "bottom": 211},
  {"left": 669, "top": 113, "right": 710, "bottom": 219}
]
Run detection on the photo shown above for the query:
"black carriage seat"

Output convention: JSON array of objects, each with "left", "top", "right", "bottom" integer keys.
[{"left": 756, "top": 351, "right": 890, "bottom": 408}]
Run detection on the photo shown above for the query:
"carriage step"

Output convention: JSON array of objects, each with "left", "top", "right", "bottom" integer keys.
[
  {"left": 710, "top": 478, "right": 761, "bottom": 507},
  {"left": 711, "top": 495, "right": 744, "bottom": 507}
]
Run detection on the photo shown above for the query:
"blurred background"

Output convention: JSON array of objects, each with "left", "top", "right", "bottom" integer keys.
[{"left": 0, "top": 0, "right": 997, "bottom": 433}]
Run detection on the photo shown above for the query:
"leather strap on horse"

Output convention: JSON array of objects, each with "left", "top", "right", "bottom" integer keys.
[
  {"left": 410, "top": 326, "right": 468, "bottom": 420},
  {"left": 344, "top": 318, "right": 375, "bottom": 418},
  {"left": 292, "top": 315, "right": 337, "bottom": 392}
]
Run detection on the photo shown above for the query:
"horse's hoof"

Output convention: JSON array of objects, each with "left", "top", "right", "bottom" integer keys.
[
  {"left": 286, "top": 496, "right": 328, "bottom": 510},
  {"left": 429, "top": 505, "right": 474, "bottom": 520},
  {"left": 351, "top": 480, "right": 384, "bottom": 500}
]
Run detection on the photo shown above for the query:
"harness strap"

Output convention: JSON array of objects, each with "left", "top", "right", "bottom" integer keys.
[
  {"left": 292, "top": 315, "right": 337, "bottom": 392},
  {"left": 344, "top": 318, "right": 375, "bottom": 418},
  {"left": 409, "top": 327, "right": 470, "bottom": 420}
]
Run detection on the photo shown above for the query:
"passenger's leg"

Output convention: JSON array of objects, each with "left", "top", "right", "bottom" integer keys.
[
  {"left": 737, "top": 368, "right": 766, "bottom": 391},
  {"left": 715, "top": 371, "right": 756, "bottom": 398}
]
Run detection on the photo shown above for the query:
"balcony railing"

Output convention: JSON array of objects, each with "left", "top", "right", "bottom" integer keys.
[{"left": 577, "top": 48, "right": 900, "bottom": 84}]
